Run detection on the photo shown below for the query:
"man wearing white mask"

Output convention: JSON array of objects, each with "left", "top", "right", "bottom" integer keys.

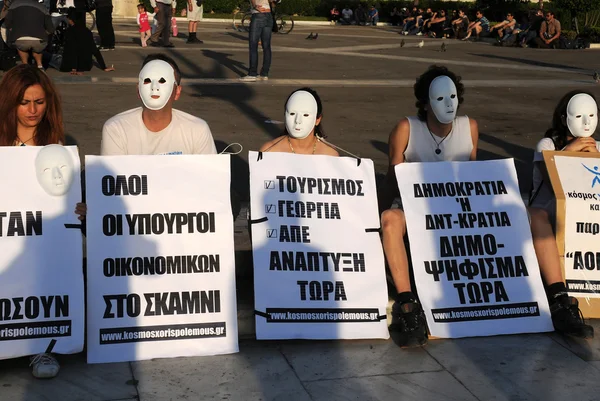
[
  {"left": 379, "top": 66, "right": 479, "bottom": 347},
  {"left": 101, "top": 54, "right": 217, "bottom": 156},
  {"left": 259, "top": 87, "right": 339, "bottom": 156}
]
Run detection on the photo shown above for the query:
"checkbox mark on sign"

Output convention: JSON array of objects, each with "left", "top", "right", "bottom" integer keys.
[
  {"left": 265, "top": 204, "right": 276, "bottom": 214},
  {"left": 264, "top": 180, "right": 275, "bottom": 189},
  {"left": 267, "top": 229, "right": 277, "bottom": 238}
]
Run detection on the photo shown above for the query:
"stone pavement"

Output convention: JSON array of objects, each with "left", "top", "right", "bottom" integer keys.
[
  {"left": 3, "top": 327, "right": 600, "bottom": 401},
  {"left": 2, "top": 20, "right": 600, "bottom": 401}
]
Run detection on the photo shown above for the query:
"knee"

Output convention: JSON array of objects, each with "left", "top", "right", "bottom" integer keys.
[
  {"left": 381, "top": 209, "right": 406, "bottom": 236},
  {"left": 528, "top": 207, "right": 549, "bottom": 226}
]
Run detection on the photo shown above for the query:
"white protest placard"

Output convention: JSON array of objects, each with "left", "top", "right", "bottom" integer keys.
[
  {"left": 0, "top": 146, "right": 84, "bottom": 360},
  {"left": 249, "top": 151, "right": 389, "bottom": 340},
  {"left": 86, "top": 155, "right": 238, "bottom": 363},
  {"left": 550, "top": 154, "right": 600, "bottom": 297},
  {"left": 396, "top": 159, "right": 553, "bottom": 338}
]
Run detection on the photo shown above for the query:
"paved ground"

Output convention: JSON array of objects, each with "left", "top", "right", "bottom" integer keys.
[{"left": 1, "top": 20, "right": 600, "bottom": 401}]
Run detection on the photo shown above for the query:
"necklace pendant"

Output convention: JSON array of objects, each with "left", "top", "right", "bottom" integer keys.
[{"left": 435, "top": 148, "right": 441, "bottom": 155}]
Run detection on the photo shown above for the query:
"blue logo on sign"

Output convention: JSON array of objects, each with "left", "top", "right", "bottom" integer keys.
[{"left": 582, "top": 163, "right": 600, "bottom": 188}]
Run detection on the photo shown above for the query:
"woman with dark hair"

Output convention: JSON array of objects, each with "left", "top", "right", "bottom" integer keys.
[
  {"left": 0, "top": 64, "right": 64, "bottom": 146},
  {"left": 527, "top": 90, "right": 597, "bottom": 339},
  {"left": 259, "top": 88, "right": 339, "bottom": 156},
  {"left": 0, "top": 64, "right": 86, "bottom": 379}
]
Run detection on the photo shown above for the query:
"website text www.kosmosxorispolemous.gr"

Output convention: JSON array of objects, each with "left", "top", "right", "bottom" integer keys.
[
  {"left": 431, "top": 302, "right": 540, "bottom": 323},
  {"left": 265, "top": 308, "right": 382, "bottom": 323},
  {"left": 567, "top": 279, "right": 600, "bottom": 293},
  {"left": 0, "top": 320, "right": 71, "bottom": 341},
  {"left": 99, "top": 322, "right": 226, "bottom": 344}
]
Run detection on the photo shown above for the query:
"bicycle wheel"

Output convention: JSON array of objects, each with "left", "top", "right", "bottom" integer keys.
[
  {"left": 86, "top": 11, "right": 96, "bottom": 31},
  {"left": 276, "top": 14, "right": 294, "bottom": 34},
  {"left": 241, "top": 12, "right": 251, "bottom": 33}
]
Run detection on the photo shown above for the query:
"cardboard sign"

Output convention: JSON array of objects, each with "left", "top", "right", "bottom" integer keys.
[
  {"left": 396, "top": 159, "right": 553, "bottom": 338},
  {"left": 86, "top": 155, "right": 238, "bottom": 363},
  {"left": 0, "top": 146, "right": 84, "bottom": 360},
  {"left": 249, "top": 151, "right": 389, "bottom": 340},
  {"left": 544, "top": 151, "right": 600, "bottom": 317}
]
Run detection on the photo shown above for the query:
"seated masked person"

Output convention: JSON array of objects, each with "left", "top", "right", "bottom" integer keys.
[
  {"left": 101, "top": 54, "right": 216, "bottom": 156},
  {"left": 380, "top": 67, "right": 594, "bottom": 347},
  {"left": 259, "top": 88, "right": 339, "bottom": 156},
  {"left": 527, "top": 90, "right": 598, "bottom": 339},
  {"left": 379, "top": 65, "right": 478, "bottom": 346}
]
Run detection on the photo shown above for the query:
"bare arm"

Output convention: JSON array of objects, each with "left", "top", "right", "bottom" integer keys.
[
  {"left": 469, "top": 118, "right": 479, "bottom": 161},
  {"left": 379, "top": 119, "right": 410, "bottom": 212}
]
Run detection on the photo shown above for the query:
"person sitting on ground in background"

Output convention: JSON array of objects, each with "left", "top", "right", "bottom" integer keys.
[
  {"left": 519, "top": 9, "right": 543, "bottom": 47},
  {"left": 330, "top": 5, "right": 340, "bottom": 23},
  {"left": 354, "top": 3, "right": 367, "bottom": 26},
  {"left": 451, "top": 9, "right": 469, "bottom": 39},
  {"left": 535, "top": 11, "right": 560, "bottom": 49},
  {"left": 60, "top": 10, "right": 115, "bottom": 74},
  {"left": 463, "top": 10, "right": 490, "bottom": 41},
  {"left": 341, "top": 5, "right": 353, "bottom": 25},
  {"left": 426, "top": 9, "right": 447, "bottom": 38},
  {"left": 380, "top": 65, "right": 479, "bottom": 346},
  {"left": 490, "top": 13, "right": 516, "bottom": 41},
  {"left": 401, "top": 6, "right": 418, "bottom": 34},
  {"left": 390, "top": 7, "right": 402, "bottom": 26},
  {"left": 528, "top": 90, "right": 597, "bottom": 338},
  {"left": 259, "top": 88, "right": 338, "bottom": 156},
  {"left": 415, "top": 7, "right": 433, "bottom": 35},
  {"left": 137, "top": 3, "right": 151, "bottom": 47},
  {"left": 101, "top": 54, "right": 216, "bottom": 156},
  {"left": 0, "top": 65, "right": 87, "bottom": 378},
  {"left": 368, "top": 5, "right": 378, "bottom": 26},
  {"left": 3, "top": 0, "right": 54, "bottom": 70}
]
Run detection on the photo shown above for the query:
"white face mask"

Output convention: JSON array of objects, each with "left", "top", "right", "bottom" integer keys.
[
  {"left": 138, "top": 60, "right": 177, "bottom": 111},
  {"left": 285, "top": 91, "right": 318, "bottom": 139},
  {"left": 35, "top": 145, "right": 74, "bottom": 196},
  {"left": 428, "top": 75, "right": 459, "bottom": 124},
  {"left": 567, "top": 94, "right": 598, "bottom": 138}
]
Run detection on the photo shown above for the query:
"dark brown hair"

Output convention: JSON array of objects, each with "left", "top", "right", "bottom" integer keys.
[{"left": 0, "top": 65, "right": 64, "bottom": 146}]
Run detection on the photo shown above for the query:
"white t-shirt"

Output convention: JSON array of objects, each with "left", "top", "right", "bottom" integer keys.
[
  {"left": 342, "top": 8, "right": 353, "bottom": 18},
  {"left": 531, "top": 137, "right": 600, "bottom": 213},
  {"left": 101, "top": 108, "right": 217, "bottom": 156}
]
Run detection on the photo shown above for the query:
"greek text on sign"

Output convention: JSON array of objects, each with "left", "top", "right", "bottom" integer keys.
[
  {"left": 396, "top": 159, "right": 553, "bottom": 338},
  {"left": 0, "top": 146, "right": 84, "bottom": 360},
  {"left": 250, "top": 151, "right": 389, "bottom": 340},
  {"left": 86, "top": 155, "right": 238, "bottom": 363}
]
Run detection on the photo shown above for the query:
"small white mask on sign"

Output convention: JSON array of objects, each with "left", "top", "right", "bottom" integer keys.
[
  {"left": 428, "top": 75, "right": 458, "bottom": 124},
  {"left": 285, "top": 91, "right": 318, "bottom": 140},
  {"left": 35, "top": 145, "right": 74, "bottom": 196},
  {"left": 138, "top": 60, "right": 177, "bottom": 111},
  {"left": 567, "top": 94, "right": 598, "bottom": 138}
]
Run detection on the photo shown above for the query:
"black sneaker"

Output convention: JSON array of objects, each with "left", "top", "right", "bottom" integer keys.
[
  {"left": 389, "top": 300, "right": 428, "bottom": 347},
  {"left": 550, "top": 295, "right": 594, "bottom": 339}
]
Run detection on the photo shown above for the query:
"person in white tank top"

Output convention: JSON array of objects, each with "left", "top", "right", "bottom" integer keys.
[{"left": 379, "top": 66, "right": 479, "bottom": 347}]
